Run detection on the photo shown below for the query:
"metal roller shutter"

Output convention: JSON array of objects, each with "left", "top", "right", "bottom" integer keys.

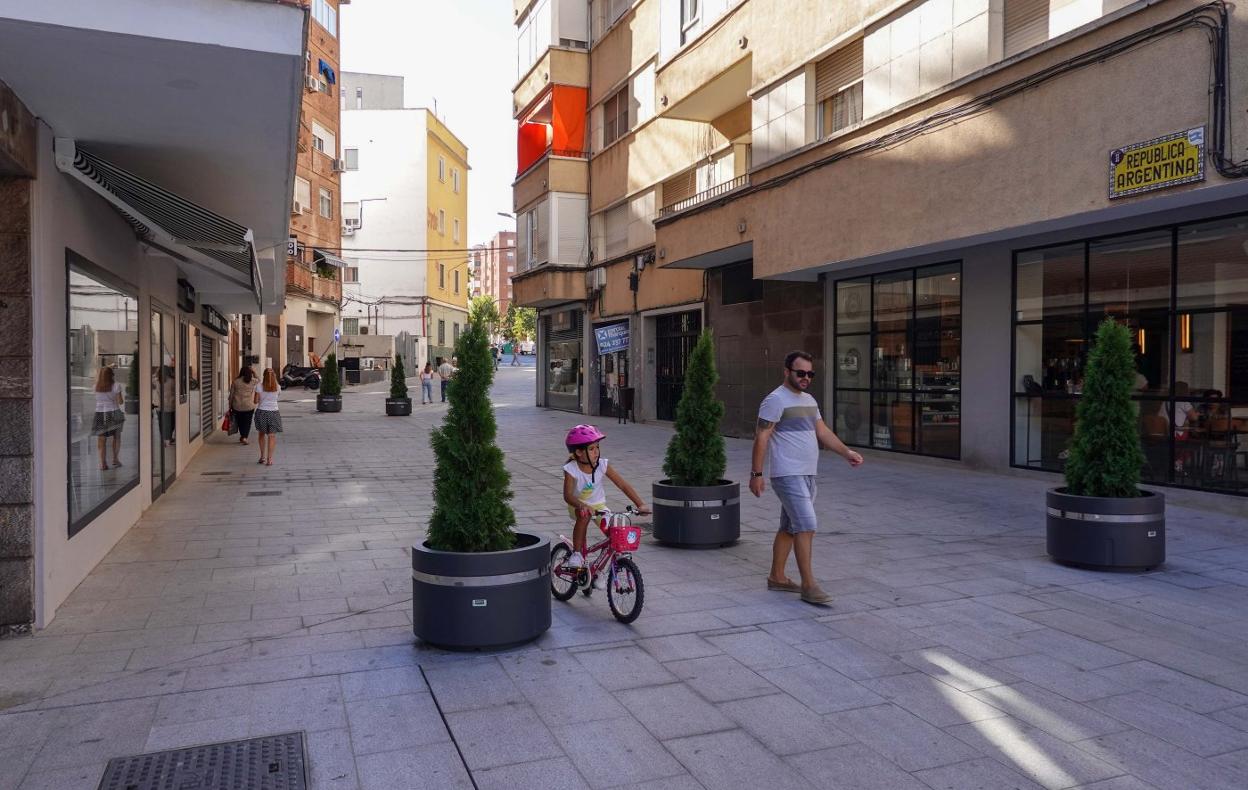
[
  {"left": 1004, "top": 0, "right": 1049, "bottom": 58},
  {"left": 200, "top": 334, "right": 214, "bottom": 436},
  {"left": 815, "top": 39, "right": 863, "bottom": 102}
]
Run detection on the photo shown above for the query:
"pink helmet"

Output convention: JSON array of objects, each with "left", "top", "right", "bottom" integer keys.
[{"left": 565, "top": 424, "right": 606, "bottom": 451}]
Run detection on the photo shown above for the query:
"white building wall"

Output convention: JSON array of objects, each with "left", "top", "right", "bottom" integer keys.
[{"left": 341, "top": 109, "right": 430, "bottom": 338}]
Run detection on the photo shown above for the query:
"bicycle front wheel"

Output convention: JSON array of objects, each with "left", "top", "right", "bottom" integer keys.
[{"left": 607, "top": 557, "right": 644, "bottom": 624}]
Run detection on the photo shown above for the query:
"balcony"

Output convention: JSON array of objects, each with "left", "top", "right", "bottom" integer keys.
[
  {"left": 517, "top": 85, "right": 587, "bottom": 176},
  {"left": 511, "top": 266, "right": 586, "bottom": 309},
  {"left": 286, "top": 260, "right": 341, "bottom": 307},
  {"left": 658, "top": 174, "right": 750, "bottom": 218}
]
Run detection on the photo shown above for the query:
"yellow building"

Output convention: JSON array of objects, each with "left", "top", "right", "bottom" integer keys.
[{"left": 425, "top": 112, "right": 470, "bottom": 362}]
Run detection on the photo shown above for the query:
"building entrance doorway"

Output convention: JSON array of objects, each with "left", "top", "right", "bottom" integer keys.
[
  {"left": 150, "top": 307, "right": 176, "bottom": 500},
  {"left": 655, "top": 310, "right": 701, "bottom": 421}
]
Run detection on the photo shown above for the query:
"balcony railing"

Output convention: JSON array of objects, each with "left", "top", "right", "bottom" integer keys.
[
  {"left": 517, "top": 147, "right": 590, "bottom": 180},
  {"left": 658, "top": 174, "right": 750, "bottom": 218},
  {"left": 286, "top": 260, "right": 341, "bottom": 305}
]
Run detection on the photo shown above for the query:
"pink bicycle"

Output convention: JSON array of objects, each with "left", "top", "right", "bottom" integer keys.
[{"left": 550, "top": 506, "right": 645, "bottom": 623}]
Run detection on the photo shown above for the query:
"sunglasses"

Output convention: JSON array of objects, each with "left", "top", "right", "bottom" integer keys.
[{"left": 787, "top": 368, "right": 815, "bottom": 379}]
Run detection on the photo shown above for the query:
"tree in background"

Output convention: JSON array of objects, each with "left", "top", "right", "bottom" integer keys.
[
  {"left": 513, "top": 306, "right": 537, "bottom": 342},
  {"left": 1063, "top": 318, "right": 1145, "bottom": 498},
  {"left": 662, "top": 330, "right": 726, "bottom": 486},
  {"left": 390, "top": 354, "right": 408, "bottom": 400},
  {"left": 501, "top": 303, "right": 520, "bottom": 342},
  {"left": 320, "top": 353, "right": 341, "bottom": 397},
  {"left": 427, "top": 320, "right": 516, "bottom": 552},
  {"left": 469, "top": 295, "right": 500, "bottom": 338}
]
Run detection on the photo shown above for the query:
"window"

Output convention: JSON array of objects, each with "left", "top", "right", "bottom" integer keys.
[
  {"left": 681, "top": 0, "right": 699, "bottom": 28},
  {"left": 294, "top": 176, "right": 311, "bottom": 212},
  {"left": 355, "top": 86, "right": 363, "bottom": 109},
  {"left": 453, "top": 218, "right": 460, "bottom": 243},
  {"left": 604, "top": 202, "right": 629, "bottom": 259},
  {"left": 453, "top": 323, "right": 461, "bottom": 343},
  {"left": 1012, "top": 214, "right": 1248, "bottom": 494},
  {"left": 438, "top": 209, "right": 446, "bottom": 235},
  {"left": 720, "top": 260, "right": 763, "bottom": 305},
  {"left": 438, "top": 319, "right": 446, "bottom": 345},
  {"left": 311, "top": 122, "right": 335, "bottom": 157},
  {"left": 816, "top": 40, "right": 864, "bottom": 137},
  {"left": 834, "top": 263, "right": 962, "bottom": 459},
  {"left": 452, "top": 169, "right": 460, "bottom": 193},
  {"left": 1004, "top": 0, "right": 1049, "bottom": 58},
  {"left": 319, "top": 187, "right": 333, "bottom": 219},
  {"left": 454, "top": 270, "right": 460, "bottom": 294},
  {"left": 343, "top": 317, "right": 359, "bottom": 335},
  {"left": 438, "top": 263, "right": 446, "bottom": 289},
  {"left": 343, "top": 266, "right": 359, "bottom": 283},
  {"left": 438, "top": 156, "right": 446, "bottom": 182},
  {"left": 344, "top": 148, "right": 359, "bottom": 170},
  {"left": 67, "top": 252, "right": 140, "bottom": 536},
  {"left": 603, "top": 85, "right": 630, "bottom": 147},
  {"left": 312, "top": 0, "right": 337, "bottom": 37}
]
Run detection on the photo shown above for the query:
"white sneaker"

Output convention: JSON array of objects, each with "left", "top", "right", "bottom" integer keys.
[{"left": 564, "top": 551, "right": 584, "bottom": 569}]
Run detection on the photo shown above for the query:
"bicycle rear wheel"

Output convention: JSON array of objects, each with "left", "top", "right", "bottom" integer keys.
[
  {"left": 550, "top": 544, "right": 577, "bottom": 602},
  {"left": 607, "top": 557, "right": 644, "bottom": 624}
]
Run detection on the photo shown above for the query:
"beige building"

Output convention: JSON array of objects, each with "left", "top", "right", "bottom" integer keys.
[{"left": 513, "top": 0, "right": 1248, "bottom": 501}]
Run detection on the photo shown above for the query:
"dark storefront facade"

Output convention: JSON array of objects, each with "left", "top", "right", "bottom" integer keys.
[{"left": 543, "top": 308, "right": 583, "bottom": 412}]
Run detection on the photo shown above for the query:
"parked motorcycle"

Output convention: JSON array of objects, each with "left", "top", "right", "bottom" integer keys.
[{"left": 279, "top": 364, "right": 321, "bottom": 390}]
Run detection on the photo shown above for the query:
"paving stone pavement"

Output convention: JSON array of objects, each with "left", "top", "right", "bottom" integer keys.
[{"left": 2, "top": 366, "right": 1247, "bottom": 789}]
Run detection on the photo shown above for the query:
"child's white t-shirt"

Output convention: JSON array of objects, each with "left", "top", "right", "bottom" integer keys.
[{"left": 563, "top": 458, "right": 609, "bottom": 510}]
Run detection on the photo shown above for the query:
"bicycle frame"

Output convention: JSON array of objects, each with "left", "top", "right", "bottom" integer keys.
[{"left": 553, "top": 510, "right": 634, "bottom": 583}]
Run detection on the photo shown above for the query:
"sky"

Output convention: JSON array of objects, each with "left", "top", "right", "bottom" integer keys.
[{"left": 340, "top": 0, "right": 517, "bottom": 247}]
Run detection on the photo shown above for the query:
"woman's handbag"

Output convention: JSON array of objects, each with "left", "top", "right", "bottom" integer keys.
[{"left": 221, "top": 410, "right": 233, "bottom": 433}]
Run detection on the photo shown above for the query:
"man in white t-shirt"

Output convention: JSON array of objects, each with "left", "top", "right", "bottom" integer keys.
[
  {"left": 750, "top": 350, "right": 863, "bottom": 604},
  {"left": 437, "top": 357, "right": 454, "bottom": 402}
]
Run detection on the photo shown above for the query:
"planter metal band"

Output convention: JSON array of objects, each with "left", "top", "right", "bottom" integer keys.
[
  {"left": 1046, "top": 507, "right": 1158, "bottom": 524},
  {"left": 653, "top": 497, "right": 741, "bottom": 508},
  {"left": 412, "top": 566, "right": 549, "bottom": 587}
]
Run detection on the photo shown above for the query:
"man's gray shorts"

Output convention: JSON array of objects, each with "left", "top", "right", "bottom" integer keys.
[{"left": 772, "top": 475, "right": 818, "bottom": 534}]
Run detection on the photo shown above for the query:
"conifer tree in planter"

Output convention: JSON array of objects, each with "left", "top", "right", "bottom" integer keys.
[
  {"left": 412, "top": 320, "right": 551, "bottom": 649},
  {"left": 653, "top": 330, "right": 739, "bottom": 548},
  {"left": 385, "top": 354, "right": 412, "bottom": 416},
  {"left": 1047, "top": 317, "right": 1164, "bottom": 570},
  {"left": 317, "top": 352, "right": 342, "bottom": 413}
]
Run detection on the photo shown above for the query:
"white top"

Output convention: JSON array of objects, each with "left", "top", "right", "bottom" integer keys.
[
  {"left": 95, "top": 382, "right": 123, "bottom": 412},
  {"left": 420, "top": 371, "right": 433, "bottom": 382},
  {"left": 759, "top": 385, "right": 822, "bottom": 478},
  {"left": 563, "top": 458, "right": 609, "bottom": 510},
  {"left": 254, "top": 383, "right": 280, "bottom": 411}
]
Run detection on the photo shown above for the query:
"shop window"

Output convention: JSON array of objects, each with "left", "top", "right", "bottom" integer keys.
[
  {"left": 1012, "top": 215, "right": 1248, "bottom": 494},
  {"left": 834, "top": 263, "right": 961, "bottom": 459},
  {"left": 720, "top": 261, "right": 763, "bottom": 305},
  {"left": 67, "top": 252, "right": 140, "bottom": 537}
]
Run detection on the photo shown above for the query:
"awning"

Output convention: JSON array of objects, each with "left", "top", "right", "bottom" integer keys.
[
  {"left": 318, "top": 59, "right": 336, "bottom": 84},
  {"left": 55, "top": 138, "right": 262, "bottom": 309},
  {"left": 313, "top": 248, "right": 346, "bottom": 268}
]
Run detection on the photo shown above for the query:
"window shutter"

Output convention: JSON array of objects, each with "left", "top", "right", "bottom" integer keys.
[
  {"left": 605, "top": 202, "right": 629, "bottom": 259},
  {"left": 816, "top": 39, "right": 863, "bottom": 102},
  {"left": 662, "top": 169, "right": 697, "bottom": 208},
  {"left": 1004, "top": 0, "right": 1049, "bottom": 57},
  {"left": 555, "top": 195, "right": 587, "bottom": 265},
  {"left": 533, "top": 199, "right": 550, "bottom": 264}
]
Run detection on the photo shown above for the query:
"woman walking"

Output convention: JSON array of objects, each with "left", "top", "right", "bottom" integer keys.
[
  {"left": 230, "top": 366, "right": 257, "bottom": 445},
  {"left": 420, "top": 362, "right": 434, "bottom": 404},
  {"left": 92, "top": 366, "right": 125, "bottom": 470},
  {"left": 254, "top": 368, "right": 283, "bottom": 466}
]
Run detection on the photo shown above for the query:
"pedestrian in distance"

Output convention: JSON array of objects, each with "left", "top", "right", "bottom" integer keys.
[
  {"left": 750, "top": 350, "right": 863, "bottom": 605},
  {"left": 510, "top": 341, "right": 521, "bottom": 366},
  {"left": 437, "top": 356, "right": 454, "bottom": 402},
  {"left": 492, "top": 344, "right": 501, "bottom": 370},
  {"left": 420, "top": 362, "right": 435, "bottom": 404},
  {"left": 91, "top": 366, "right": 125, "bottom": 471},
  {"left": 230, "top": 366, "right": 257, "bottom": 445},
  {"left": 253, "top": 367, "right": 283, "bottom": 466}
]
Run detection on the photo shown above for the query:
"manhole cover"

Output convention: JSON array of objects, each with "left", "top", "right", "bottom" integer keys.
[
  {"left": 98, "top": 732, "right": 306, "bottom": 790},
  {"left": 247, "top": 491, "right": 283, "bottom": 497}
]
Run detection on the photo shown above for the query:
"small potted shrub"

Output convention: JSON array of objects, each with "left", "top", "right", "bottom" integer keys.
[
  {"left": 385, "top": 354, "right": 412, "bottom": 416},
  {"left": 412, "top": 319, "right": 551, "bottom": 649},
  {"left": 652, "top": 329, "right": 739, "bottom": 548},
  {"left": 124, "top": 357, "right": 140, "bottom": 414},
  {"left": 1047, "top": 317, "right": 1165, "bottom": 570},
  {"left": 317, "top": 352, "right": 342, "bottom": 413}
]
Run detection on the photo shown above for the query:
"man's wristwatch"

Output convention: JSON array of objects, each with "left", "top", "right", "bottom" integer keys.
[{"left": 750, "top": 471, "right": 764, "bottom": 479}]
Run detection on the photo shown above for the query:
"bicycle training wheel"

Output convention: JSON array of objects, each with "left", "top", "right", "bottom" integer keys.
[
  {"left": 607, "top": 558, "right": 644, "bottom": 624},
  {"left": 550, "top": 545, "right": 577, "bottom": 602}
]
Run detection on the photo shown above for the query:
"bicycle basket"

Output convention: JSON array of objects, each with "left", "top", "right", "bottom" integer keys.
[{"left": 609, "top": 524, "right": 641, "bottom": 553}]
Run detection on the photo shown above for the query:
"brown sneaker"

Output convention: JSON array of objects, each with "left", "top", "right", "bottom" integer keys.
[
  {"left": 767, "top": 578, "right": 802, "bottom": 593},
  {"left": 801, "top": 586, "right": 832, "bottom": 605}
]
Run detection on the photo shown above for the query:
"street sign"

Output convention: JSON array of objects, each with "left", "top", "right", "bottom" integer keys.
[
  {"left": 1109, "top": 127, "right": 1204, "bottom": 199},
  {"left": 334, "top": 328, "right": 341, "bottom": 342}
]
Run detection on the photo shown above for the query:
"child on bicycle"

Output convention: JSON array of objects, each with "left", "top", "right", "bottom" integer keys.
[{"left": 562, "top": 424, "right": 649, "bottom": 570}]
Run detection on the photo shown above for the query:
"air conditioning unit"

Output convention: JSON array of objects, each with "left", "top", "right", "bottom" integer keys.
[
  {"left": 344, "top": 217, "right": 361, "bottom": 228},
  {"left": 291, "top": 200, "right": 305, "bottom": 216},
  {"left": 304, "top": 75, "right": 319, "bottom": 92},
  {"left": 332, "top": 159, "right": 347, "bottom": 172},
  {"left": 585, "top": 267, "right": 606, "bottom": 292},
  {"left": 341, "top": 226, "right": 355, "bottom": 236}
]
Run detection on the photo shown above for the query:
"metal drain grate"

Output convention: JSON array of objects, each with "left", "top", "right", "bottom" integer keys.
[
  {"left": 98, "top": 732, "right": 306, "bottom": 790},
  {"left": 246, "top": 490, "right": 283, "bottom": 497}
]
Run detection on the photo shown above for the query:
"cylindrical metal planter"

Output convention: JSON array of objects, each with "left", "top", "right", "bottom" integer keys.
[
  {"left": 412, "top": 532, "right": 552, "bottom": 650},
  {"left": 385, "top": 398, "right": 412, "bottom": 416},
  {"left": 652, "top": 480, "right": 740, "bottom": 548},
  {"left": 1046, "top": 488, "right": 1165, "bottom": 571},
  {"left": 316, "top": 394, "right": 342, "bottom": 413}
]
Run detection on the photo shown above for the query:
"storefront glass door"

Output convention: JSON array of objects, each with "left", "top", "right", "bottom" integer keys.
[{"left": 150, "top": 308, "right": 175, "bottom": 499}]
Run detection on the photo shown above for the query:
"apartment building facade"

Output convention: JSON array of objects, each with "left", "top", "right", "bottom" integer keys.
[
  {"left": 340, "top": 73, "right": 471, "bottom": 366},
  {"left": 281, "top": 0, "right": 346, "bottom": 372},
  {"left": 514, "top": 0, "right": 1248, "bottom": 500},
  {"left": 480, "top": 231, "right": 518, "bottom": 318}
]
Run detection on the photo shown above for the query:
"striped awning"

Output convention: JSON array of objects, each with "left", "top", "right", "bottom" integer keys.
[{"left": 54, "top": 138, "right": 262, "bottom": 309}]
